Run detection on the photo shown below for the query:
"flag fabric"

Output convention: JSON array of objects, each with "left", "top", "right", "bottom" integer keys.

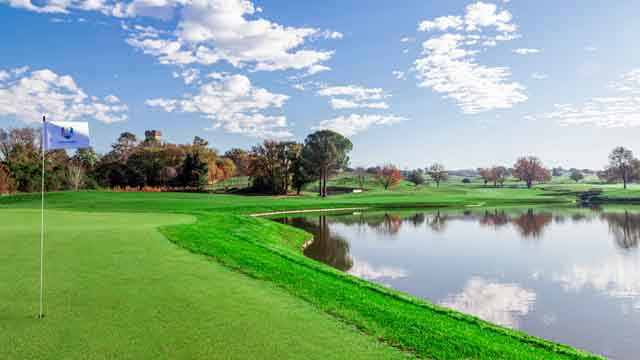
[{"left": 44, "top": 121, "right": 91, "bottom": 150}]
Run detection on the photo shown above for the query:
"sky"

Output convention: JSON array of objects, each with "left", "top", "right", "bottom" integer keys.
[{"left": 1, "top": 0, "right": 639, "bottom": 169}]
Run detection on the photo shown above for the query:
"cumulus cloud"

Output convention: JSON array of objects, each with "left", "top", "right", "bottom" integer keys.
[
  {"left": 513, "top": 48, "right": 540, "bottom": 55},
  {"left": 7, "top": 0, "right": 340, "bottom": 74},
  {"left": 418, "top": 15, "right": 463, "bottom": 32},
  {"left": 413, "top": 2, "right": 527, "bottom": 114},
  {"left": 121, "top": 0, "right": 338, "bottom": 73},
  {"left": 0, "top": 67, "right": 128, "bottom": 123},
  {"left": 539, "top": 69, "right": 640, "bottom": 127},
  {"left": 440, "top": 277, "right": 536, "bottom": 329},
  {"left": 317, "top": 85, "right": 390, "bottom": 110},
  {"left": 312, "top": 114, "right": 405, "bottom": 137},
  {"left": 146, "top": 73, "right": 291, "bottom": 138}
]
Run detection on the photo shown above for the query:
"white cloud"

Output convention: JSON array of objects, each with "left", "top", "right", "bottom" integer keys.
[
  {"left": 123, "top": 0, "right": 338, "bottom": 73},
  {"left": 513, "top": 48, "right": 540, "bottom": 55},
  {"left": 172, "top": 68, "right": 200, "bottom": 84},
  {"left": 317, "top": 85, "right": 389, "bottom": 110},
  {"left": 414, "top": 32, "right": 527, "bottom": 114},
  {"left": 312, "top": 114, "right": 406, "bottom": 137},
  {"left": 419, "top": 15, "right": 463, "bottom": 32},
  {"left": 585, "top": 46, "right": 598, "bottom": 52},
  {"left": 464, "top": 1, "right": 517, "bottom": 33},
  {"left": 329, "top": 98, "right": 389, "bottom": 110},
  {"left": 413, "top": 2, "right": 526, "bottom": 114},
  {"left": 392, "top": 70, "right": 406, "bottom": 80},
  {"left": 400, "top": 37, "right": 413, "bottom": 43},
  {"left": 0, "top": 67, "right": 128, "bottom": 123},
  {"left": 7, "top": 0, "right": 339, "bottom": 74},
  {"left": 541, "top": 69, "right": 640, "bottom": 127},
  {"left": 553, "top": 254, "right": 640, "bottom": 308},
  {"left": 440, "top": 277, "right": 536, "bottom": 329},
  {"left": 348, "top": 258, "right": 409, "bottom": 281},
  {"left": 146, "top": 73, "right": 291, "bottom": 138},
  {"left": 531, "top": 72, "right": 548, "bottom": 80}
]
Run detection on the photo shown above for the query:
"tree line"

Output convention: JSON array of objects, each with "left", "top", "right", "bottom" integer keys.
[
  {"left": 0, "top": 127, "right": 352, "bottom": 196},
  {"left": 1, "top": 125, "right": 638, "bottom": 195}
]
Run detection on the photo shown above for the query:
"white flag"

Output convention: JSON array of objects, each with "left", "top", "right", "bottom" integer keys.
[{"left": 44, "top": 121, "right": 91, "bottom": 150}]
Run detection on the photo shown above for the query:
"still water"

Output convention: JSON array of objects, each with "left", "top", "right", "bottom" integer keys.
[{"left": 277, "top": 207, "right": 640, "bottom": 359}]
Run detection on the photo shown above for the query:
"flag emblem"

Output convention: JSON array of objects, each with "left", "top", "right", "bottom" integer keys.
[{"left": 61, "top": 126, "right": 74, "bottom": 140}]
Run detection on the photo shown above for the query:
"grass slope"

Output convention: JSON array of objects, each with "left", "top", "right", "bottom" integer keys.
[
  {"left": 0, "top": 210, "right": 404, "bottom": 359},
  {"left": 0, "top": 183, "right": 616, "bottom": 359}
]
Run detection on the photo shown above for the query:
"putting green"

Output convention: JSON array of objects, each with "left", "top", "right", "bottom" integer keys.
[{"left": 0, "top": 209, "right": 404, "bottom": 359}]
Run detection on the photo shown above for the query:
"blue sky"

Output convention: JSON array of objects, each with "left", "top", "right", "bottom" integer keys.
[{"left": 1, "top": 0, "right": 639, "bottom": 169}]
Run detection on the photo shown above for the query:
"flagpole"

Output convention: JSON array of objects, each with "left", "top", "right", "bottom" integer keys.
[{"left": 38, "top": 115, "right": 45, "bottom": 319}]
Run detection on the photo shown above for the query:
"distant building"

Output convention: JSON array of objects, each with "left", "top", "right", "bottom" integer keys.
[{"left": 144, "top": 130, "right": 162, "bottom": 145}]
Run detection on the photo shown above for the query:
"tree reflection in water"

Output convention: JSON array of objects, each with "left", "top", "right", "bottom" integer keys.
[
  {"left": 511, "top": 209, "right": 554, "bottom": 239},
  {"left": 601, "top": 211, "right": 640, "bottom": 250},
  {"left": 281, "top": 216, "right": 353, "bottom": 271},
  {"left": 279, "top": 208, "right": 640, "bottom": 273}
]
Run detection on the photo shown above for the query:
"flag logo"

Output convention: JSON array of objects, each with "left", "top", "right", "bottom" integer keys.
[{"left": 61, "top": 127, "right": 75, "bottom": 140}]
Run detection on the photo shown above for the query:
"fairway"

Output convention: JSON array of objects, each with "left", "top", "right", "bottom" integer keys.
[{"left": 0, "top": 209, "right": 404, "bottom": 359}]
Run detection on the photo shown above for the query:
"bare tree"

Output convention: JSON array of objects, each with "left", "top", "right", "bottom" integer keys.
[
  {"left": 67, "top": 162, "right": 85, "bottom": 191},
  {"left": 427, "top": 163, "right": 448, "bottom": 187}
]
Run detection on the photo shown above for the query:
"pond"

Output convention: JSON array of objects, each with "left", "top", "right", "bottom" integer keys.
[{"left": 276, "top": 207, "right": 640, "bottom": 360}]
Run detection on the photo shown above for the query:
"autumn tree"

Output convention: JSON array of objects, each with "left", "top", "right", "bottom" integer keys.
[
  {"left": 606, "top": 146, "right": 636, "bottom": 189},
  {"left": 376, "top": 165, "right": 402, "bottom": 190},
  {"left": 0, "top": 164, "right": 15, "bottom": 194},
  {"left": 300, "top": 130, "right": 352, "bottom": 198},
  {"left": 427, "top": 163, "right": 448, "bottom": 187},
  {"left": 224, "top": 148, "right": 250, "bottom": 176},
  {"left": 569, "top": 169, "right": 584, "bottom": 183},
  {"left": 512, "top": 156, "right": 551, "bottom": 188},
  {"left": 478, "top": 168, "right": 492, "bottom": 186},
  {"left": 490, "top": 166, "right": 509, "bottom": 187}
]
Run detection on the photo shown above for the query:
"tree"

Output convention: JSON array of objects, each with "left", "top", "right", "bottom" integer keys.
[
  {"left": 67, "top": 161, "right": 85, "bottom": 191},
  {"left": 300, "top": 130, "right": 353, "bottom": 198},
  {"left": 224, "top": 148, "right": 250, "bottom": 176},
  {"left": 111, "top": 132, "right": 138, "bottom": 162},
  {"left": 406, "top": 169, "right": 425, "bottom": 188},
  {"left": 178, "top": 152, "right": 208, "bottom": 190},
  {"left": 569, "top": 169, "right": 584, "bottom": 183},
  {"left": 606, "top": 146, "right": 635, "bottom": 189},
  {"left": 354, "top": 167, "right": 367, "bottom": 189},
  {"left": 478, "top": 168, "right": 492, "bottom": 186},
  {"left": 291, "top": 155, "right": 315, "bottom": 195},
  {"left": 376, "top": 165, "right": 402, "bottom": 190},
  {"left": 512, "top": 156, "right": 551, "bottom": 188},
  {"left": 0, "top": 164, "right": 16, "bottom": 194},
  {"left": 490, "top": 166, "right": 509, "bottom": 187},
  {"left": 427, "top": 163, "right": 448, "bottom": 187}
]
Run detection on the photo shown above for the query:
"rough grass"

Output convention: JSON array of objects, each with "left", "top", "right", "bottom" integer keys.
[{"left": 1, "top": 182, "right": 625, "bottom": 359}]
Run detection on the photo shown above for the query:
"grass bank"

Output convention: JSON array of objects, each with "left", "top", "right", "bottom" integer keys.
[{"left": 0, "top": 184, "right": 610, "bottom": 359}]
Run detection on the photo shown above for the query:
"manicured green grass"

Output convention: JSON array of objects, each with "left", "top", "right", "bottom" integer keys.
[
  {"left": 0, "top": 209, "right": 405, "bottom": 360},
  {"left": 3, "top": 182, "right": 627, "bottom": 359}
]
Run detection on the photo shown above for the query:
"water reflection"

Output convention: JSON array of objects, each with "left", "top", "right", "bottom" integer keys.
[
  {"left": 277, "top": 207, "right": 640, "bottom": 359},
  {"left": 440, "top": 277, "right": 536, "bottom": 328},
  {"left": 602, "top": 211, "right": 640, "bottom": 249},
  {"left": 280, "top": 216, "right": 353, "bottom": 271}
]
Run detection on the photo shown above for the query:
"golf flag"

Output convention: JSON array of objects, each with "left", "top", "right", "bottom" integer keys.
[{"left": 44, "top": 121, "right": 91, "bottom": 150}]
